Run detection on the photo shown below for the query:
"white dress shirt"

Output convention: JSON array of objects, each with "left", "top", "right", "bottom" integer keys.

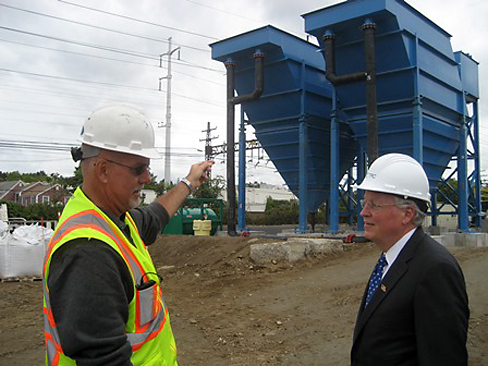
[{"left": 381, "top": 227, "right": 417, "bottom": 279}]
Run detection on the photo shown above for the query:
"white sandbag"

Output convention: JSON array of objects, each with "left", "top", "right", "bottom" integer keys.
[
  {"left": 0, "top": 220, "right": 8, "bottom": 235},
  {"left": 0, "top": 225, "right": 53, "bottom": 279},
  {"left": 0, "top": 204, "right": 7, "bottom": 222},
  {"left": 0, "top": 229, "right": 9, "bottom": 278},
  {"left": 12, "top": 225, "right": 53, "bottom": 246}
]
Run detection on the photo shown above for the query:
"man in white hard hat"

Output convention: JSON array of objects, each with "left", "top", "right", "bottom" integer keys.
[
  {"left": 351, "top": 153, "right": 469, "bottom": 366},
  {"left": 43, "top": 105, "right": 214, "bottom": 365}
]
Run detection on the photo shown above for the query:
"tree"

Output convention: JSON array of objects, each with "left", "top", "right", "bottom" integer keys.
[
  {"left": 437, "top": 178, "right": 458, "bottom": 205},
  {"left": 152, "top": 180, "right": 175, "bottom": 197},
  {"left": 263, "top": 197, "right": 299, "bottom": 225},
  {"left": 4, "top": 170, "right": 51, "bottom": 183},
  {"left": 193, "top": 176, "right": 225, "bottom": 199},
  {"left": 58, "top": 166, "right": 83, "bottom": 192},
  {"left": 1, "top": 200, "right": 63, "bottom": 220},
  {"left": 6, "top": 171, "right": 23, "bottom": 182}
]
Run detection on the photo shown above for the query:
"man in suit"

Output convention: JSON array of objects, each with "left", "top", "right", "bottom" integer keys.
[{"left": 351, "top": 153, "right": 469, "bottom": 365}]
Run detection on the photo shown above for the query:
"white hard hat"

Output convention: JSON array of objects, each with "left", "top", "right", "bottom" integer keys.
[
  {"left": 357, "top": 153, "right": 431, "bottom": 203},
  {"left": 78, "top": 104, "right": 161, "bottom": 159}
]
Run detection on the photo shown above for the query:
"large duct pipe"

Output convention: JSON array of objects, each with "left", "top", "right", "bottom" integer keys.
[
  {"left": 323, "top": 32, "right": 367, "bottom": 85},
  {"left": 322, "top": 20, "right": 378, "bottom": 163},
  {"left": 363, "top": 21, "right": 378, "bottom": 162},
  {"left": 225, "top": 50, "right": 264, "bottom": 236}
]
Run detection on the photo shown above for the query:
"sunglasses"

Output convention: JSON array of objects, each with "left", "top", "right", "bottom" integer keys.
[{"left": 104, "top": 158, "right": 150, "bottom": 176}]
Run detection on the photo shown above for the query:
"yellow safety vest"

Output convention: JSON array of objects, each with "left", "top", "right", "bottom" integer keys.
[{"left": 43, "top": 187, "right": 177, "bottom": 365}]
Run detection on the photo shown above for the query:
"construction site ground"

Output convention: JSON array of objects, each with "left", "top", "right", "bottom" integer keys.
[{"left": 1, "top": 234, "right": 487, "bottom": 365}]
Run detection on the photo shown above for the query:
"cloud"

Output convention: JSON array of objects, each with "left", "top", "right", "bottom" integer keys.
[{"left": 0, "top": 0, "right": 485, "bottom": 190}]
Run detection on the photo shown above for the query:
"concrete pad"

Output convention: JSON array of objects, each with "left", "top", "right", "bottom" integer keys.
[
  {"left": 305, "top": 241, "right": 343, "bottom": 256},
  {"left": 440, "top": 233, "right": 455, "bottom": 247},
  {"left": 465, "top": 233, "right": 488, "bottom": 248},
  {"left": 250, "top": 239, "right": 343, "bottom": 264},
  {"left": 249, "top": 242, "right": 307, "bottom": 264},
  {"left": 441, "top": 232, "right": 488, "bottom": 248}
]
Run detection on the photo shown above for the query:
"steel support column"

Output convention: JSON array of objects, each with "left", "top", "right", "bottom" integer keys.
[
  {"left": 330, "top": 88, "right": 340, "bottom": 232},
  {"left": 458, "top": 101, "right": 469, "bottom": 231},
  {"left": 347, "top": 168, "right": 354, "bottom": 226},
  {"left": 298, "top": 61, "right": 308, "bottom": 233},
  {"left": 238, "top": 107, "right": 247, "bottom": 232},
  {"left": 430, "top": 189, "right": 438, "bottom": 227},
  {"left": 356, "top": 149, "right": 366, "bottom": 231},
  {"left": 472, "top": 100, "right": 482, "bottom": 227},
  {"left": 298, "top": 118, "right": 308, "bottom": 233}
]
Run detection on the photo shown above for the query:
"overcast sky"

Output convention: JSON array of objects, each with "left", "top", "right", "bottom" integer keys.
[{"left": 0, "top": 0, "right": 486, "bottom": 187}]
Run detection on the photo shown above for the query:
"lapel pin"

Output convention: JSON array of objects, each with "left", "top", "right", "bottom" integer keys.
[{"left": 380, "top": 283, "right": 387, "bottom": 292}]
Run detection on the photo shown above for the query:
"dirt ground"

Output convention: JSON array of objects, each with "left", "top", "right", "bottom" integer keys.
[{"left": 0, "top": 234, "right": 487, "bottom": 365}]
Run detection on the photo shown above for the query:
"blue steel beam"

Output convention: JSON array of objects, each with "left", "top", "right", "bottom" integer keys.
[
  {"left": 298, "top": 61, "right": 308, "bottom": 233},
  {"left": 458, "top": 105, "right": 469, "bottom": 231},
  {"left": 472, "top": 101, "right": 482, "bottom": 227},
  {"left": 298, "top": 118, "right": 308, "bottom": 233},
  {"left": 238, "top": 107, "right": 247, "bottom": 232},
  {"left": 356, "top": 150, "right": 366, "bottom": 231}
]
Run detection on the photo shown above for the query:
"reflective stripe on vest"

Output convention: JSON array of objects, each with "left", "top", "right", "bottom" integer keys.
[{"left": 43, "top": 208, "right": 168, "bottom": 364}]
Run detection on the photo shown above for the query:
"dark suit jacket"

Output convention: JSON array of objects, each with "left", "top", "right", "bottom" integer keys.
[{"left": 351, "top": 227, "right": 469, "bottom": 366}]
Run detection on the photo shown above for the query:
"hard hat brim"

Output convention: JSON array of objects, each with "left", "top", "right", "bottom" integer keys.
[{"left": 79, "top": 140, "right": 162, "bottom": 159}]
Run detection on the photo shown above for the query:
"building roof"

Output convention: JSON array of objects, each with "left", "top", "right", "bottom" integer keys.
[
  {"left": 21, "top": 182, "right": 62, "bottom": 198},
  {"left": 0, "top": 181, "right": 24, "bottom": 199}
]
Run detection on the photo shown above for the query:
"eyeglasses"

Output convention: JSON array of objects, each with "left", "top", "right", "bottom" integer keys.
[
  {"left": 359, "top": 199, "right": 400, "bottom": 210},
  {"left": 104, "top": 158, "right": 150, "bottom": 176}
]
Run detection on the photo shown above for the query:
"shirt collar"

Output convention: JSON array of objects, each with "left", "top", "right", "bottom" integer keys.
[
  {"left": 80, "top": 186, "right": 133, "bottom": 244},
  {"left": 385, "top": 227, "right": 417, "bottom": 268}
]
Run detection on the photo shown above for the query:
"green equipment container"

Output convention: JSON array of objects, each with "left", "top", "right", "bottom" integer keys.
[{"left": 163, "top": 207, "right": 220, "bottom": 236}]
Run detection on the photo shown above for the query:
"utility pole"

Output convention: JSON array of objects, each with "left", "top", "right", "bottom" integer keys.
[
  {"left": 159, "top": 37, "right": 180, "bottom": 183},
  {"left": 199, "top": 122, "right": 219, "bottom": 162}
]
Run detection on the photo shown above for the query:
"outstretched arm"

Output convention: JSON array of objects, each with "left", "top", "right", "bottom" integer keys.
[{"left": 157, "top": 160, "right": 214, "bottom": 218}]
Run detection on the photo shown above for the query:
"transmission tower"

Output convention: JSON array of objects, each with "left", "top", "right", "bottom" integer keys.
[{"left": 159, "top": 37, "right": 180, "bottom": 183}]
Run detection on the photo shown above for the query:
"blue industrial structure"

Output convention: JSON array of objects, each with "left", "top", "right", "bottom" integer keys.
[{"left": 210, "top": 0, "right": 480, "bottom": 234}]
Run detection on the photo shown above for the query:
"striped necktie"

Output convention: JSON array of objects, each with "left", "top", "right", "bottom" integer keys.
[{"left": 365, "top": 253, "right": 387, "bottom": 307}]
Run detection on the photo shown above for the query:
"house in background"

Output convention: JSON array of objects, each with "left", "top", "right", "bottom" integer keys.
[
  {"left": 0, "top": 181, "right": 71, "bottom": 206},
  {"left": 0, "top": 181, "right": 27, "bottom": 203},
  {"left": 222, "top": 183, "right": 297, "bottom": 213}
]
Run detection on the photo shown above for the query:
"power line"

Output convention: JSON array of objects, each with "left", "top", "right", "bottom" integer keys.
[
  {"left": 183, "top": 0, "right": 263, "bottom": 23},
  {"left": 0, "top": 82, "right": 164, "bottom": 106},
  {"left": 0, "top": 37, "right": 224, "bottom": 84},
  {"left": 0, "top": 139, "right": 204, "bottom": 158},
  {"left": 57, "top": 0, "right": 219, "bottom": 41},
  {"left": 0, "top": 98, "right": 88, "bottom": 112},
  {"left": 0, "top": 37, "right": 158, "bottom": 68},
  {"left": 0, "top": 3, "right": 211, "bottom": 53},
  {"left": 0, "top": 68, "right": 224, "bottom": 106},
  {"left": 0, "top": 4, "right": 161, "bottom": 44},
  {"left": 0, "top": 139, "right": 76, "bottom": 151},
  {"left": 0, "top": 157, "right": 72, "bottom": 162},
  {"left": 0, "top": 67, "right": 155, "bottom": 91},
  {"left": 176, "top": 58, "right": 223, "bottom": 73},
  {"left": 0, "top": 26, "right": 158, "bottom": 60},
  {"left": 0, "top": 85, "right": 165, "bottom": 113},
  {"left": 0, "top": 27, "right": 222, "bottom": 72},
  {"left": 0, "top": 106, "right": 83, "bottom": 118},
  {"left": 0, "top": 82, "right": 196, "bottom": 116}
]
